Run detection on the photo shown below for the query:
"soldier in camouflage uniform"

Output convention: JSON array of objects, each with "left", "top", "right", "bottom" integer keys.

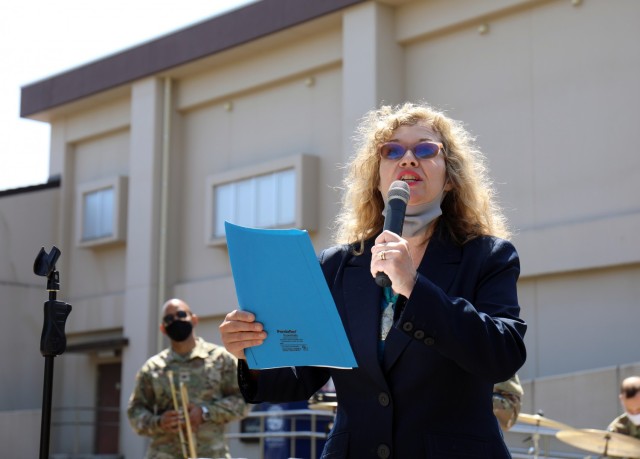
[
  {"left": 608, "top": 376, "right": 640, "bottom": 440},
  {"left": 492, "top": 374, "right": 524, "bottom": 431},
  {"left": 127, "top": 298, "right": 249, "bottom": 459}
]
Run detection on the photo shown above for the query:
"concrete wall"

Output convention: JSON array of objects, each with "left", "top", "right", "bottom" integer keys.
[
  {"left": 3, "top": 0, "right": 640, "bottom": 457},
  {"left": 0, "top": 186, "right": 61, "bottom": 406}
]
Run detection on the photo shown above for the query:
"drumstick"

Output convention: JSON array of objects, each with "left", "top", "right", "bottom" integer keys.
[
  {"left": 166, "top": 371, "right": 188, "bottom": 459},
  {"left": 180, "top": 381, "right": 198, "bottom": 459}
]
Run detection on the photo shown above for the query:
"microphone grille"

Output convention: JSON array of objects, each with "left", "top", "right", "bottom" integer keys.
[{"left": 388, "top": 180, "right": 410, "bottom": 204}]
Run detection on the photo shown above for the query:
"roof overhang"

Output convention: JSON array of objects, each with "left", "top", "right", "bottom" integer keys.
[{"left": 20, "top": 0, "right": 366, "bottom": 121}]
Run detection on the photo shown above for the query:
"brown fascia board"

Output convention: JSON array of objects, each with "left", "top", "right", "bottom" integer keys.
[
  {"left": 0, "top": 175, "right": 61, "bottom": 197},
  {"left": 20, "top": 0, "right": 365, "bottom": 118}
]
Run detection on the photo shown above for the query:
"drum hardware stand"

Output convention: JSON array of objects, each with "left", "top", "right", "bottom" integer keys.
[
  {"left": 524, "top": 410, "right": 546, "bottom": 459},
  {"left": 526, "top": 431, "right": 541, "bottom": 459},
  {"left": 34, "top": 247, "right": 72, "bottom": 459},
  {"left": 599, "top": 432, "right": 612, "bottom": 458},
  {"left": 523, "top": 433, "right": 541, "bottom": 459}
]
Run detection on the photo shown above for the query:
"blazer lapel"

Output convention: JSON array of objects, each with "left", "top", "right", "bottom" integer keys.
[
  {"left": 383, "top": 233, "right": 461, "bottom": 372},
  {"left": 419, "top": 232, "right": 461, "bottom": 291},
  {"left": 342, "top": 254, "right": 388, "bottom": 386}
]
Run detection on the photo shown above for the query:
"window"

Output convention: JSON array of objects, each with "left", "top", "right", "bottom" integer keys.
[
  {"left": 206, "top": 154, "right": 318, "bottom": 246},
  {"left": 83, "top": 188, "right": 114, "bottom": 240},
  {"left": 76, "top": 176, "right": 128, "bottom": 248}
]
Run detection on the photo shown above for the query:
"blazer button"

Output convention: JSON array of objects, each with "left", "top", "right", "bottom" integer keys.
[
  {"left": 413, "top": 330, "right": 425, "bottom": 340},
  {"left": 402, "top": 321, "right": 413, "bottom": 332},
  {"left": 424, "top": 336, "right": 435, "bottom": 346},
  {"left": 377, "top": 444, "right": 391, "bottom": 458},
  {"left": 378, "top": 392, "right": 390, "bottom": 407}
]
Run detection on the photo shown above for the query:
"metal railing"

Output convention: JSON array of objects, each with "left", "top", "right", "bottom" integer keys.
[
  {"left": 227, "top": 409, "right": 593, "bottom": 459},
  {"left": 50, "top": 406, "right": 121, "bottom": 458},
  {"left": 52, "top": 405, "right": 333, "bottom": 459},
  {"left": 226, "top": 408, "right": 335, "bottom": 459},
  {"left": 53, "top": 406, "right": 120, "bottom": 428},
  {"left": 48, "top": 406, "right": 595, "bottom": 459}
]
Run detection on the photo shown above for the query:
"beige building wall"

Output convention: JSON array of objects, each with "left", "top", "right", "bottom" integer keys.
[
  {"left": 398, "top": 0, "right": 640, "bottom": 379},
  {"left": 0, "top": 184, "right": 62, "bottom": 458},
  {"left": 2, "top": 0, "right": 639, "bottom": 457}
]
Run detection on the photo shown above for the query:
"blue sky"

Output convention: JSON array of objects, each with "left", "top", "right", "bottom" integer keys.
[{"left": 0, "top": 0, "right": 254, "bottom": 191}]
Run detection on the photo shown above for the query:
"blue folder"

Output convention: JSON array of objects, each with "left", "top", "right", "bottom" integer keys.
[{"left": 225, "top": 222, "right": 357, "bottom": 369}]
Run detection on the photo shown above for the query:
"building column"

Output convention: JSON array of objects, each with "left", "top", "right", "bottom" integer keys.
[
  {"left": 119, "top": 77, "right": 166, "bottom": 459},
  {"left": 342, "top": 2, "right": 405, "bottom": 159}
]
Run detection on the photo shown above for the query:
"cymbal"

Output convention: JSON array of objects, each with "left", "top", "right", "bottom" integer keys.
[
  {"left": 556, "top": 429, "right": 640, "bottom": 457},
  {"left": 308, "top": 401, "right": 337, "bottom": 411},
  {"left": 518, "top": 413, "right": 573, "bottom": 431}
]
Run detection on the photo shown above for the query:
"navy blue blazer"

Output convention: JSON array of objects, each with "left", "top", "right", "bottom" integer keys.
[{"left": 239, "top": 228, "right": 527, "bottom": 458}]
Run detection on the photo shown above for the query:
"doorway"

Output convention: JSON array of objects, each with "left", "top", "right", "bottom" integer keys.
[{"left": 95, "top": 362, "right": 121, "bottom": 453}]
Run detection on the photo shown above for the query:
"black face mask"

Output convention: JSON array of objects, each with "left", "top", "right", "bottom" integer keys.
[{"left": 165, "top": 320, "right": 193, "bottom": 342}]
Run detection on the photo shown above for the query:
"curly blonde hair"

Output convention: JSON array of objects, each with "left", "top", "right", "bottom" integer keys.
[{"left": 333, "top": 102, "right": 510, "bottom": 251}]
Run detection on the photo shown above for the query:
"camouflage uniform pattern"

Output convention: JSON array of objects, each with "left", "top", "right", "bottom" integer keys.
[
  {"left": 493, "top": 374, "right": 524, "bottom": 431},
  {"left": 609, "top": 413, "right": 640, "bottom": 440},
  {"left": 127, "top": 337, "right": 249, "bottom": 459},
  {"left": 607, "top": 415, "right": 640, "bottom": 459}
]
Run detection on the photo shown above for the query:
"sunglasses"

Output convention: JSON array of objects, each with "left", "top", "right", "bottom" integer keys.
[
  {"left": 379, "top": 141, "right": 443, "bottom": 161},
  {"left": 623, "top": 386, "right": 640, "bottom": 399},
  {"left": 163, "top": 310, "right": 189, "bottom": 326}
]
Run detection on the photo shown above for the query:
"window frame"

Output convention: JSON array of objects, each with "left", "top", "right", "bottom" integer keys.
[
  {"left": 205, "top": 154, "right": 319, "bottom": 247},
  {"left": 76, "top": 176, "right": 128, "bottom": 248}
]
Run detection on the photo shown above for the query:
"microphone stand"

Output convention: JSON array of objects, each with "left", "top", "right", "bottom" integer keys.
[{"left": 34, "top": 247, "right": 72, "bottom": 459}]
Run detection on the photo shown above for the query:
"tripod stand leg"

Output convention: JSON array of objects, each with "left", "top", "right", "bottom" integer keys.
[{"left": 39, "top": 356, "right": 55, "bottom": 459}]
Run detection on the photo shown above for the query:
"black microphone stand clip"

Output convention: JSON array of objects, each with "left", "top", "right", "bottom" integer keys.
[{"left": 34, "top": 246, "right": 72, "bottom": 459}]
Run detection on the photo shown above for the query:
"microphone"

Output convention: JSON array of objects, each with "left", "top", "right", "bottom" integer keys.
[{"left": 375, "top": 180, "right": 410, "bottom": 288}]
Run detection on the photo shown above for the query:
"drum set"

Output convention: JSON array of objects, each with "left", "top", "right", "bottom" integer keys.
[
  {"left": 309, "top": 393, "right": 640, "bottom": 458},
  {"left": 308, "top": 392, "right": 338, "bottom": 433},
  {"left": 513, "top": 412, "right": 640, "bottom": 458},
  {"left": 308, "top": 391, "right": 338, "bottom": 412}
]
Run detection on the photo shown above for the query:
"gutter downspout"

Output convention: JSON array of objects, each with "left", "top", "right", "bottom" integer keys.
[{"left": 157, "top": 77, "right": 172, "bottom": 352}]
